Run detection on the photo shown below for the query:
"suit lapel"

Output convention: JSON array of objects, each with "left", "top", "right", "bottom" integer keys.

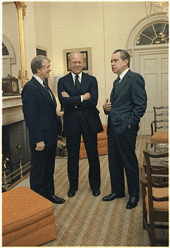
[
  {"left": 80, "top": 72, "right": 90, "bottom": 92},
  {"left": 114, "top": 70, "right": 132, "bottom": 98},
  {"left": 66, "top": 73, "right": 79, "bottom": 94},
  {"left": 33, "top": 77, "right": 56, "bottom": 108},
  {"left": 66, "top": 72, "right": 90, "bottom": 94}
]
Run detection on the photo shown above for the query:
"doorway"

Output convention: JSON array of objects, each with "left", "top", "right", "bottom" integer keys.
[{"left": 127, "top": 14, "right": 169, "bottom": 135}]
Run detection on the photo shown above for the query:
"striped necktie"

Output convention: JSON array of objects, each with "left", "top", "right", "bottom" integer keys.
[{"left": 43, "top": 81, "right": 50, "bottom": 92}]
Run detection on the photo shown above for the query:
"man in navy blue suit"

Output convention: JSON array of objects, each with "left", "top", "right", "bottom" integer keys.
[
  {"left": 21, "top": 55, "right": 65, "bottom": 204},
  {"left": 102, "top": 49, "right": 147, "bottom": 209},
  {"left": 58, "top": 52, "right": 103, "bottom": 198}
]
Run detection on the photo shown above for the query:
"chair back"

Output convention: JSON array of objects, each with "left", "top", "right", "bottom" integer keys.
[
  {"left": 152, "top": 106, "right": 168, "bottom": 134},
  {"left": 142, "top": 149, "right": 169, "bottom": 245}
]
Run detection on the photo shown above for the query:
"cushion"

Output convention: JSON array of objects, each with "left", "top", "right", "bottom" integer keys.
[
  {"left": 2, "top": 186, "right": 57, "bottom": 246},
  {"left": 80, "top": 125, "right": 107, "bottom": 143},
  {"left": 79, "top": 125, "right": 108, "bottom": 158},
  {"left": 151, "top": 132, "right": 169, "bottom": 143},
  {"left": 145, "top": 187, "right": 169, "bottom": 212},
  {"left": 145, "top": 187, "right": 169, "bottom": 224}
]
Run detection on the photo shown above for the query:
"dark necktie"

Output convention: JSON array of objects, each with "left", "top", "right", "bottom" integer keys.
[
  {"left": 111, "top": 76, "right": 121, "bottom": 103},
  {"left": 117, "top": 76, "right": 120, "bottom": 83},
  {"left": 75, "top": 75, "right": 80, "bottom": 89},
  {"left": 113, "top": 77, "right": 120, "bottom": 96}
]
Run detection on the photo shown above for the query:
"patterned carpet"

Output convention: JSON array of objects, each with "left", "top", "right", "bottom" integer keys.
[{"left": 42, "top": 135, "right": 152, "bottom": 246}]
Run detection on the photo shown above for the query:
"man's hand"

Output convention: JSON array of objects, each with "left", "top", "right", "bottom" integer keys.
[
  {"left": 103, "top": 98, "right": 112, "bottom": 112},
  {"left": 62, "top": 91, "right": 70, "bottom": 97},
  {"left": 82, "top": 93, "right": 90, "bottom": 101},
  {"left": 35, "top": 141, "right": 45, "bottom": 151}
]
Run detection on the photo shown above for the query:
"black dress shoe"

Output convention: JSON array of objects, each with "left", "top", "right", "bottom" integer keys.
[
  {"left": 102, "top": 192, "right": 125, "bottom": 201},
  {"left": 68, "top": 189, "right": 76, "bottom": 197},
  {"left": 92, "top": 189, "right": 101, "bottom": 196},
  {"left": 126, "top": 196, "right": 139, "bottom": 209},
  {"left": 47, "top": 195, "right": 65, "bottom": 204}
]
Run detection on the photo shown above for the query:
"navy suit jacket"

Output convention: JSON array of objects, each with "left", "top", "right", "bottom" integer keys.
[
  {"left": 21, "top": 77, "right": 61, "bottom": 148},
  {"left": 58, "top": 72, "right": 103, "bottom": 135},
  {"left": 107, "top": 69, "right": 147, "bottom": 135}
]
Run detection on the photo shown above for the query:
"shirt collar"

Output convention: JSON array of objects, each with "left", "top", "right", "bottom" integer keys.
[
  {"left": 119, "top": 68, "right": 129, "bottom": 81},
  {"left": 33, "top": 75, "right": 44, "bottom": 86},
  {"left": 71, "top": 71, "right": 82, "bottom": 82}
]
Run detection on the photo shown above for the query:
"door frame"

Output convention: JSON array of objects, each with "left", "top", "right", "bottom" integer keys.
[{"left": 126, "top": 12, "right": 168, "bottom": 72}]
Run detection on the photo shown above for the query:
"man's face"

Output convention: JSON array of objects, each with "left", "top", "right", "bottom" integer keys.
[
  {"left": 111, "top": 52, "right": 128, "bottom": 76},
  {"left": 37, "top": 59, "right": 52, "bottom": 80},
  {"left": 69, "top": 53, "right": 84, "bottom": 75}
]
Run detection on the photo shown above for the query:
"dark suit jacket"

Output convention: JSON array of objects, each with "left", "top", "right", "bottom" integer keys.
[
  {"left": 21, "top": 77, "right": 62, "bottom": 148},
  {"left": 107, "top": 69, "right": 147, "bottom": 135},
  {"left": 58, "top": 72, "right": 103, "bottom": 135}
]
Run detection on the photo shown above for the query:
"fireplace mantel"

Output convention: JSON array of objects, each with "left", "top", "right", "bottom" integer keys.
[{"left": 2, "top": 95, "right": 24, "bottom": 126}]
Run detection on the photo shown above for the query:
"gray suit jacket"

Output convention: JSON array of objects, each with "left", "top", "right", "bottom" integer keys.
[{"left": 106, "top": 69, "right": 147, "bottom": 135}]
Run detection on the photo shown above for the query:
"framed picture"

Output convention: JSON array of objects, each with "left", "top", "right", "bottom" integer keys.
[{"left": 63, "top": 47, "right": 92, "bottom": 75}]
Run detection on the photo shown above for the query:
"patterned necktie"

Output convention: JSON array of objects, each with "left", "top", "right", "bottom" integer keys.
[
  {"left": 43, "top": 81, "right": 50, "bottom": 92},
  {"left": 43, "top": 81, "right": 54, "bottom": 102},
  {"left": 75, "top": 75, "right": 80, "bottom": 89}
]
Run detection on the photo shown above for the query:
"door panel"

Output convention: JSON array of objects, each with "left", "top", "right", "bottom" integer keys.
[{"left": 135, "top": 49, "right": 168, "bottom": 135}]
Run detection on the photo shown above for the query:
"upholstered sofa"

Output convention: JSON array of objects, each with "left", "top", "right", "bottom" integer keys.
[{"left": 79, "top": 124, "right": 108, "bottom": 159}]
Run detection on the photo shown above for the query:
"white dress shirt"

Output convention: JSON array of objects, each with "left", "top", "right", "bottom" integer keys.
[{"left": 119, "top": 68, "right": 130, "bottom": 82}]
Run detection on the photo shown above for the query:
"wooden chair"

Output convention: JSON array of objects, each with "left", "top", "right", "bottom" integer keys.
[
  {"left": 151, "top": 106, "right": 168, "bottom": 143},
  {"left": 140, "top": 149, "right": 169, "bottom": 246}
]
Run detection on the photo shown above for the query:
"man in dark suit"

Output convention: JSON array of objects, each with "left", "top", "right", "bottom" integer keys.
[
  {"left": 58, "top": 52, "right": 103, "bottom": 197},
  {"left": 21, "top": 55, "right": 65, "bottom": 204},
  {"left": 102, "top": 49, "right": 147, "bottom": 209}
]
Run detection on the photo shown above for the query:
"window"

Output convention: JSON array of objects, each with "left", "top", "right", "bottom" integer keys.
[
  {"left": 136, "top": 23, "right": 169, "bottom": 45},
  {"left": 2, "top": 43, "right": 9, "bottom": 55}
]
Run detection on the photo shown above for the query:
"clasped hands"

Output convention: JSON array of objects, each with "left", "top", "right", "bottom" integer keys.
[{"left": 61, "top": 91, "right": 90, "bottom": 101}]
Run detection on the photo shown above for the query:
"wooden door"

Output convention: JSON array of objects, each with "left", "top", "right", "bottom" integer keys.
[{"left": 135, "top": 48, "right": 168, "bottom": 135}]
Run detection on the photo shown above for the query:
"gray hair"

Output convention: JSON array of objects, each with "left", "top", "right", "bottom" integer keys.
[
  {"left": 68, "top": 52, "right": 84, "bottom": 62},
  {"left": 113, "top": 49, "right": 130, "bottom": 67},
  {"left": 31, "top": 55, "right": 51, "bottom": 74}
]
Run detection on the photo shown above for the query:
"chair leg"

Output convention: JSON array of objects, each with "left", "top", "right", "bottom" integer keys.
[{"left": 149, "top": 220, "right": 156, "bottom": 246}]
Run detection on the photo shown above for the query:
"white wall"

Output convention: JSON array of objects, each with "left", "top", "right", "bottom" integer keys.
[
  {"left": 23, "top": 1, "right": 166, "bottom": 124},
  {"left": 50, "top": 1, "right": 148, "bottom": 124},
  {"left": 50, "top": 2, "right": 106, "bottom": 117}
]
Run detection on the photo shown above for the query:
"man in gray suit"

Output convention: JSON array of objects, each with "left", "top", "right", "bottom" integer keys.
[{"left": 103, "top": 49, "right": 147, "bottom": 209}]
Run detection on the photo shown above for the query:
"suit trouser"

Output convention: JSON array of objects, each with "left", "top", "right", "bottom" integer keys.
[
  {"left": 108, "top": 124, "right": 139, "bottom": 197},
  {"left": 66, "top": 116, "right": 101, "bottom": 191},
  {"left": 30, "top": 143, "right": 57, "bottom": 197}
]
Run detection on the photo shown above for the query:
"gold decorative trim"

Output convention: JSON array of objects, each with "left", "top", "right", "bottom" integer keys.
[{"left": 15, "top": 1, "right": 28, "bottom": 91}]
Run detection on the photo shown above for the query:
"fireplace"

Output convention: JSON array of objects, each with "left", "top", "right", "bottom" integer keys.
[{"left": 2, "top": 96, "right": 31, "bottom": 191}]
